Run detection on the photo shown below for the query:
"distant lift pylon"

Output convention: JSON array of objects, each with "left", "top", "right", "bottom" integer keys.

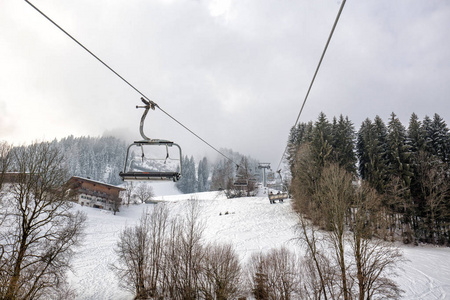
[{"left": 119, "top": 98, "right": 182, "bottom": 182}]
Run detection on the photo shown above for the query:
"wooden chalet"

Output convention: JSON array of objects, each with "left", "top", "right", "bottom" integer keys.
[{"left": 66, "top": 176, "right": 125, "bottom": 211}]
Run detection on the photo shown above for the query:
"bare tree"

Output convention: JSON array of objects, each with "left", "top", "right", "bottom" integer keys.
[
  {"left": 112, "top": 204, "right": 170, "bottom": 299},
  {"left": 314, "top": 164, "right": 354, "bottom": 300},
  {"left": 292, "top": 158, "right": 404, "bottom": 299},
  {"left": 199, "top": 243, "right": 242, "bottom": 300},
  {"left": 0, "top": 141, "right": 12, "bottom": 193},
  {"left": 114, "top": 200, "right": 211, "bottom": 300},
  {"left": 0, "top": 141, "right": 13, "bottom": 297},
  {"left": 113, "top": 210, "right": 152, "bottom": 299},
  {"left": 296, "top": 218, "right": 338, "bottom": 300},
  {"left": 161, "top": 199, "right": 207, "bottom": 300},
  {"left": 135, "top": 184, "right": 155, "bottom": 204},
  {"left": 0, "top": 142, "right": 86, "bottom": 299},
  {"left": 121, "top": 181, "right": 135, "bottom": 206},
  {"left": 350, "top": 182, "right": 404, "bottom": 300},
  {"left": 246, "top": 247, "right": 302, "bottom": 300}
]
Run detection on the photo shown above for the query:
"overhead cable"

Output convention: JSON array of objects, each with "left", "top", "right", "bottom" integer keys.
[
  {"left": 24, "top": 0, "right": 240, "bottom": 168},
  {"left": 276, "top": 0, "right": 347, "bottom": 172}
]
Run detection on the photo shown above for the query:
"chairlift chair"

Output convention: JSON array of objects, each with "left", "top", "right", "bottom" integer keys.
[
  {"left": 233, "top": 178, "right": 249, "bottom": 187},
  {"left": 119, "top": 98, "right": 182, "bottom": 182},
  {"left": 268, "top": 170, "right": 289, "bottom": 203}
]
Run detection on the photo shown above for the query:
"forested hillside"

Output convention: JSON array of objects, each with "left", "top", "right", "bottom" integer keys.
[
  {"left": 288, "top": 112, "right": 450, "bottom": 245},
  {"left": 175, "top": 148, "right": 260, "bottom": 194},
  {"left": 56, "top": 136, "right": 127, "bottom": 185},
  {"left": 6, "top": 136, "right": 127, "bottom": 185},
  {"left": 6, "top": 136, "right": 262, "bottom": 192}
]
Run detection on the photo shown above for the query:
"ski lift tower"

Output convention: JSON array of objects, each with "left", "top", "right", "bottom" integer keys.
[{"left": 258, "top": 163, "right": 271, "bottom": 187}]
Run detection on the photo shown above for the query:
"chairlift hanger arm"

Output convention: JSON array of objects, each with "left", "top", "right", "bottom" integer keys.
[{"left": 136, "top": 97, "right": 159, "bottom": 141}]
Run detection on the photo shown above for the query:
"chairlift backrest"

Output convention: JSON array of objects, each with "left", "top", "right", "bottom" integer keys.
[{"left": 119, "top": 140, "right": 182, "bottom": 182}]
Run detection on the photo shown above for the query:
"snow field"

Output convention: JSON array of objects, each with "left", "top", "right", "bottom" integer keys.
[{"left": 68, "top": 182, "right": 450, "bottom": 299}]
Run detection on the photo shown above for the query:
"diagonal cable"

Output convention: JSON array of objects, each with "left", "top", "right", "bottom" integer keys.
[
  {"left": 276, "top": 0, "right": 347, "bottom": 172},
  {"left": 24, "top": 0, "right": 240, "bottom": 167}
]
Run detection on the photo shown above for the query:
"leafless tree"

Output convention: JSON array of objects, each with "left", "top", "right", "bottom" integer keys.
[
  {"left": 135, "top": 184, "right": 155, "bottom": 204},
  {"left": 292, "top": 158, "right": 404, "bottom": 299},
  {"left": 199, "top": 242, "right": 242, "bottom": 300},
  {"left": 112, "top": 204, "right": 170, "bottom": 299},
  {"left": 0, "top": 141, "right": 12, "bottom": 193},
  {"left": 296, "top": 218, "right": 339, "bottom": 300},
  {"left": 246, "top": 247, "right": 302, "bottom": 300},
  {"left": 113, "top": 200, "right": 216, "bottom": 300},
  {"left": 121, "top": 181, "right": 135, "bottom": 206},
  {"left": 350, "top": 182, "right": 404, "bottom": 300},
  {"left": 0, "top": 142, "right": 86, "bottom": 299},
  {"left": 163, "top": 200, "right": 206, "bottom": 299},
  {"left": 314, "top": 164, "right": 354, "bottom": 300},
  {"left": 0, "top": 141, "right": 12, "bottom": 297},
  {"left": 113, "top": 210, "right": 152, "bottom": 299}
]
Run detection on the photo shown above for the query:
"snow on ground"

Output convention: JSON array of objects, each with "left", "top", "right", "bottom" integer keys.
[
  {"left": 68, "top": 182, "right": 450, "bottom": 299},
  {"left": 397, "top": 246, "right": 450, "bottom": 299},
  {"left": 149, "top": 181, "right": 182, "bottom": 197}
]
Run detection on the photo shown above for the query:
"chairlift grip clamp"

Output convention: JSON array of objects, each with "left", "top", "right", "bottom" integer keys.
[{"left": 136, "top": 97, "right": 157, "bottom": 110}]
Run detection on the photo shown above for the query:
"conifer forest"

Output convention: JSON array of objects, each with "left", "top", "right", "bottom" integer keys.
[{"left": 287, "top": 112, "right": 449, "bottom": 245}]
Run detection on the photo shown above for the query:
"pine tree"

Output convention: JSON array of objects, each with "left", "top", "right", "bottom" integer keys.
[
  {"left": 407, "top": 113, "right": 426, "bottom": 206},
  {"left": 286, "top": 121, "right": 314, "bottom": 171},
  {"left": 311, "top": 112, "right": 333, "bottom": 168},
  {"left": 427, "top": 114, "right": 450, "bottom": 163},
  {"left": 176, "top": 156, "right": 197, "bottom": 193},
  {"left": 387, "top": 113, "right": 414, "bottom": 239},
  {"left": 422, "top": 115, "right": 434, "bottom": 156},
  {"left": 196, "top": 157, "right": 210, "bottom": 192},
  {"left": 407, "top": 113, "right": 425, "bottom": 154},
  {"left": 331, "top": 115, "right": 357, "bottom": 174},
  {"left": 387, "top": 112, "right": 412, "bottom": 187},
  {"left": 357, "top": 117, "right": 389, "bottom": 193},
  {"left": 187, "top": 156, "right": 197, "bottom": 193},
  {"left": 197, "top": 160, "right": 205, "bottom": 192},
  {"left": 357, "top": 118, "right": 372, "bottom": 180}
]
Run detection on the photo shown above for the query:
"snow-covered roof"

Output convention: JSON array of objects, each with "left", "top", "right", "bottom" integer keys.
[{"left": 69, "top": 176, "right": 125, "bottom": 191}]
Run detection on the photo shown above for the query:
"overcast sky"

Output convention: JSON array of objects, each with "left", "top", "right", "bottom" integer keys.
[{"left": 1, "top": 0, "right": 449, "bottom": 167}]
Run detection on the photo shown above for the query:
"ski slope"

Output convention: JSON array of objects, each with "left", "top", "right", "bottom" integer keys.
[{"left": 67, "top": 182, "right": 450, "bottom": 299}]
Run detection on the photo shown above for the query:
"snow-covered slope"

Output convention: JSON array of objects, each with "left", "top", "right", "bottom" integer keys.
[{"left": 68, "top": 182, "right": 450, "bottom": 299}]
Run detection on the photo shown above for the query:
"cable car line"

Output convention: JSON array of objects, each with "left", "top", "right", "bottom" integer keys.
[
  {"left": 275, "top": 0, "right": 347, "bottom": 172},
  {"left": 24, "top": 0, "right": 240, "bottom": 169}
]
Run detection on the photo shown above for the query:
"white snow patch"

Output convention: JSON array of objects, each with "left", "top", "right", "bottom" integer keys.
[{"left": 67, "top": 190, "right": 450, "bottom": 299}]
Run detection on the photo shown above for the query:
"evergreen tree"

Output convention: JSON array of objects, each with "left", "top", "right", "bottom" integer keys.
[
  {"left": 331, "top": 115, "right": 357, "bottom": 174},
  {"left": 387, "top": 113, "right": 414, "bottom": 237},
  {"left": 47, "top": 135, "right": 127, "bottom": 185},
  {"left": 422, "top": 115, "right": 434, "bottom": 155},
  {"left": 286, "top": 121, "right": 313, "bottom": 170},
  {"left": 407, "top": 113, "right": 425, "bottom": 154},
  {"left": 357, "top": 117, "right": 389, "bottom": 193},
  {"left": 197, "top": 157, "right": 210, "bottom": 192},
  {"left": 197, "top": 161, "right": 205, "bottom": 192},
  {"left": 176, "top": 155, "right": 197, "bottom": 193},
  {"left": 187, "top": 156, "right": 197, "bottom": 193},
  {"left": 387, "top": 112, "right": 412, "bottom": 187},
  {"left": 426, "top": 114, "right": 450, "bottom": 163},
  {"left": 408, "top": 113, "right": 426, "bottom": 207},
  {"left": 311, "top": 112, "right": 333, "bottom": 168},
  {"left": 357, "top": 118, "right": 372, "bottom": 180}
]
